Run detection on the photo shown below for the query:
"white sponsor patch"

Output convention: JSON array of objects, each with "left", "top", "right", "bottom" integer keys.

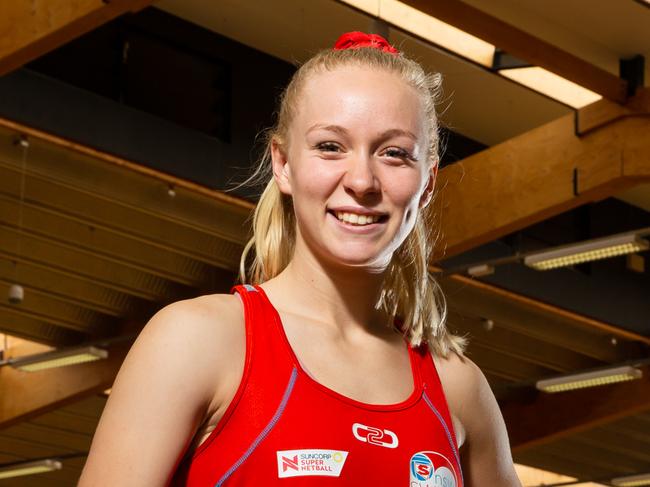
[{"left": 277, "top": 449, "right": 348, "bottom": 478}]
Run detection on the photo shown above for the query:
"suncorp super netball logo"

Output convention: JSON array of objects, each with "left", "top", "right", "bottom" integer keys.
[
  {"left": 409, "top": 451, "right": 458, "bottom": 487},
  {"left": 276, "top": 449, "right": 348, "bottom": 478}
]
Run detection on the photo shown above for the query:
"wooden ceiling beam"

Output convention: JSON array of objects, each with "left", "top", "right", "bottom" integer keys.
[
  {"left": 400, "top": 0, "right": 628, "bottom": 103},
  {"left": 502, "top": 365, "right": 650, "bottom": 452},
  {"left": 0, "top": 338, "right": 130, "bottom": 429},
  {"left": 443, "top": 274, "right": 650, "bottom": 350},
  {"left": 0, "top": 0, "right": 153, "bottom": 77},
  {"left": 432, "top": 91, "right": 650, "bottom": 260}
]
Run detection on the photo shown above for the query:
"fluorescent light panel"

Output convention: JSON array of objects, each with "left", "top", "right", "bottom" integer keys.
[
  {"left": 10, "top": 346, "right": 108, "bottom": 372},
  {"left": 500, "top": 66, "right": 602, "bottom": 108},
  {"left": 612, "top": 473, "right": 650, "bottom": 487},
  {"left": 0, "top": 459, "right": 62, "bottom": 479},
  {"left": 340, "top": 0, "right": 495, "bottom": 66},
  {"left": 467, "top": 264, "right": 494, "bottom": 277},
  {"left": 536, "top": 366, "right": 643, "bottom": 393},
  {"left": 524, "top": 234, "right": 649, "bottom": 271},
  {"left": 339, "top": 0, "right": 602, "bottom": 109}
]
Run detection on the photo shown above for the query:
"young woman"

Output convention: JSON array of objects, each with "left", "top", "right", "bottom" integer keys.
[{"left": 79, "top": 32, "right": 521, "bottom": 486}]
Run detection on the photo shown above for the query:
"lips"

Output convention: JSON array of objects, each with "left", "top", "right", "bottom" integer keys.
[
  {"left": 325, "top": 210, "right": 389, "bottom": 237},
  {"left": 327, "top": 208, "right": 388, "bottom": 225}
]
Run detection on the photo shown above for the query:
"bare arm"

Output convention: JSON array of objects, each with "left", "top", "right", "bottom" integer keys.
[
  {"left": 78, "top": 294, "right": 243, "bottom": 486},
  {"left": 457, "top": 356, "right": 522, "bottom": 487}
]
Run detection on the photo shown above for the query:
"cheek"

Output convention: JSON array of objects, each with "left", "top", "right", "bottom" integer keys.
[
  {"left": 292, "top": 160, "right": 341, "bottom": 200},
  {"left": 384, "top": 170, "right": 424, "bottom": 209}
]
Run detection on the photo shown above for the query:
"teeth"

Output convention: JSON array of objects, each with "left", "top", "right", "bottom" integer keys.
[{"left": 334, "top": 211, "right": 382, "bottom": 225}]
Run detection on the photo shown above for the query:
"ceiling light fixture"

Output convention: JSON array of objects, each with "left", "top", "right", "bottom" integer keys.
[
  {"left": 339, "top": 1, "right": 603, "bottom": 108},
  {"left": 524, "top": 233, "right": 649, "bottom": 271},
  {"left": 499, "top": 66, "right": 602, "bottom": 108},
  {"left": 467, "top": 264, "right": 494, "bottom": 277},
  {"left": 612, "top": 473, "right": 650, "bottom": 487},
  {"left": 0, "top": 459, "right": 62, "bottom": 479},
  {"left": 8, "top": 345, "right": 108, "bottom": 372},
  {"left": 536, "top": 365, "right": 643, "bottom": 393},
  {"left": 340, "top": 0, "right": 495, "bottom": 66}
]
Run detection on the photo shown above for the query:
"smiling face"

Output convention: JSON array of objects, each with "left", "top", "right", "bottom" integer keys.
[{"left": 271, "top": 64, "right": 437, "bottom": 270}]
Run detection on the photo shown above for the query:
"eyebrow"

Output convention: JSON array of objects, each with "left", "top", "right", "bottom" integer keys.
[{"left": 306, "top": 123, "right": 418, "bottom": 141}]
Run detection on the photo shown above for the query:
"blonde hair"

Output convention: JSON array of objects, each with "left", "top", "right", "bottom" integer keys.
[{"left": 233, "top": 45, "right": 467, "bottom": 358}]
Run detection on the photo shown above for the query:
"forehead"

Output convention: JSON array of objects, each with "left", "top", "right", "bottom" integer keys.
[{"left": 295, "top": 65, "right": 426, "bottom": 138}]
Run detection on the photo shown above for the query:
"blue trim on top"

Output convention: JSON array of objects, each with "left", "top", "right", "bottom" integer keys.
[
  {"left": 243, "top": 284, "right": 257, "bottom": 292},
  {"left": 423, "top": 391, "right": 465, "bottom": 487},
  {"left": 215, "top": 367, "right": 298, "bottom": 486}
]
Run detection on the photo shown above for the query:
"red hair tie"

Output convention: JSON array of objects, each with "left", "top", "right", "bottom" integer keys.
[{"left": 332, "top": 31, "right": 399, "bottom": 55}]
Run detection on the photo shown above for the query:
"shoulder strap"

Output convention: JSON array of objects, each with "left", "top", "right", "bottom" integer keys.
[
  {"left": 416, "top": 345, "right": 463, "bottom": 471},
  {"left": 230, "top": 283, "right": 297, "bottom": 372}
]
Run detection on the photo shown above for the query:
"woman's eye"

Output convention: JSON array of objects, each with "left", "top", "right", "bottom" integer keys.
[
  {"left": 384, "top": 147, "right": 412, "bottom": 160},
  {"left": 316, "top": 142, "right": 341, "bottom": 152}
]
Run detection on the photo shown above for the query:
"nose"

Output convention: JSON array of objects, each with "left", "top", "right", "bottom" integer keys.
[{"left": 342, "top": 152, "right": 380, "bottom": 199}]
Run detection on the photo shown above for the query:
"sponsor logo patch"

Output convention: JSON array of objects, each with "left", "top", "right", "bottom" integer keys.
[
  {"left": 409, "top": 451, "right": 457, "bottom": 487},
  {"left": 352, "top": 422, "right": 399, "bottom": 448},
  {"left": 276, "top": 449, "right": 348, "bottom": 478}
]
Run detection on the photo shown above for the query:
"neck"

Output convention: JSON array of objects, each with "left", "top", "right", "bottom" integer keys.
[{"left": 262, "top": 241, "right": 394, "bottom": 339}]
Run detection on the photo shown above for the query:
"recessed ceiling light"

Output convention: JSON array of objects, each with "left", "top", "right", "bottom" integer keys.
[
  {"left": 9, "top": 345, "right": 108, "bottom": 372},
  {"left": 340, "top": 0, "right": 495, "bottom": 66},
  {"left": 0, "top": 459, "right": 62, "bottom": 479},
  {"left": 339, "top": 0, "right": 604, "bottom": 108},
  {"left": 524, "top": 233, "right": 649, "bottom": 271},
  {"left": 499, "top": 66, "right": 602, "bottom": 108},
  {"left": 536, "top": 366, "right": 643, "bottom": 393}
]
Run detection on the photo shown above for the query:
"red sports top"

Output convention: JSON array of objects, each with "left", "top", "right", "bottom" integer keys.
[{"left": 172, "top": 284, "right": 463, "bottom": 486}]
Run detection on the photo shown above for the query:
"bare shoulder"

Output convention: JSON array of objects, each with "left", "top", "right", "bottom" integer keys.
[
  {"left": 151, "top": 293, "right": 246, "bottom": 403},
  {"left": 432, "top": 352, "right": 487, "bottom": 420},
  {"left": 174, "top": 292, "right": 244, "bottom": 339},
  {"left": 79, "top": 292, "right": 244, "bottom": 486},
  {"left": 137, "top": 292, "right": 243, "bottom": 342},
  {"left": 137, "top": 292, "right": 244, "bottom": 379},
  {"left": 432, "top": 352, "right": 502, "bottom": 437},
  {"left": 432, "top": 350, "right": 482, "bottom": 386}
]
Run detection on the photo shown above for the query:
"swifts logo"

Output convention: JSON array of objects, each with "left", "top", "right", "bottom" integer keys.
[
  {"left": 352, "top": 422, "right": 399, "bottom": 448},
  {"left": 409, "top": 451, "right": 458, "bottom": 487}
]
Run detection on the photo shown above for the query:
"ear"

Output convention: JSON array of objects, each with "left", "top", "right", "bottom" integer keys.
[
  {"left": 419, "top": 163, "right": 438, "bottom": 209},
  {"left": 271, "top": 138, "right": 292, "bottom": 196}
]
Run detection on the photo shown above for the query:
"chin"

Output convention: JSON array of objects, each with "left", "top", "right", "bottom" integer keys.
[{"left": 324, "top": 248, "right": 392, "bottom": 270}]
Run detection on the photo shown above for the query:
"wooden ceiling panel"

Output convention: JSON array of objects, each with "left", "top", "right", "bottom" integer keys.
[
  {"left": 0, "top": 432, "right": 76, "bottom": 461},
  {"left": 0, "top": 307, "right": 86, "bottom": 347},
  {"left": 515, "top": 434, "right": 649, "bottom": 481},
  {"left": 2, "top": 423, "right": 92, "bottom": 452},
  {"left": 0, "top": 0, "right": 154, "bottom": 77},
  {"left": 58, "top": 396, "right": 107, "bottom": 421},
  {"left": 0, "top": 254, "right": 139, "bottom": 319},
  {"left": 0, "top": 120, "right": 245, "bottom": 349},
  {"left": 441, "top": 275, "right": 648, "bottom": 364},
  {"left": 447, "top": 309, "right": 605, "bottom": 373}
]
